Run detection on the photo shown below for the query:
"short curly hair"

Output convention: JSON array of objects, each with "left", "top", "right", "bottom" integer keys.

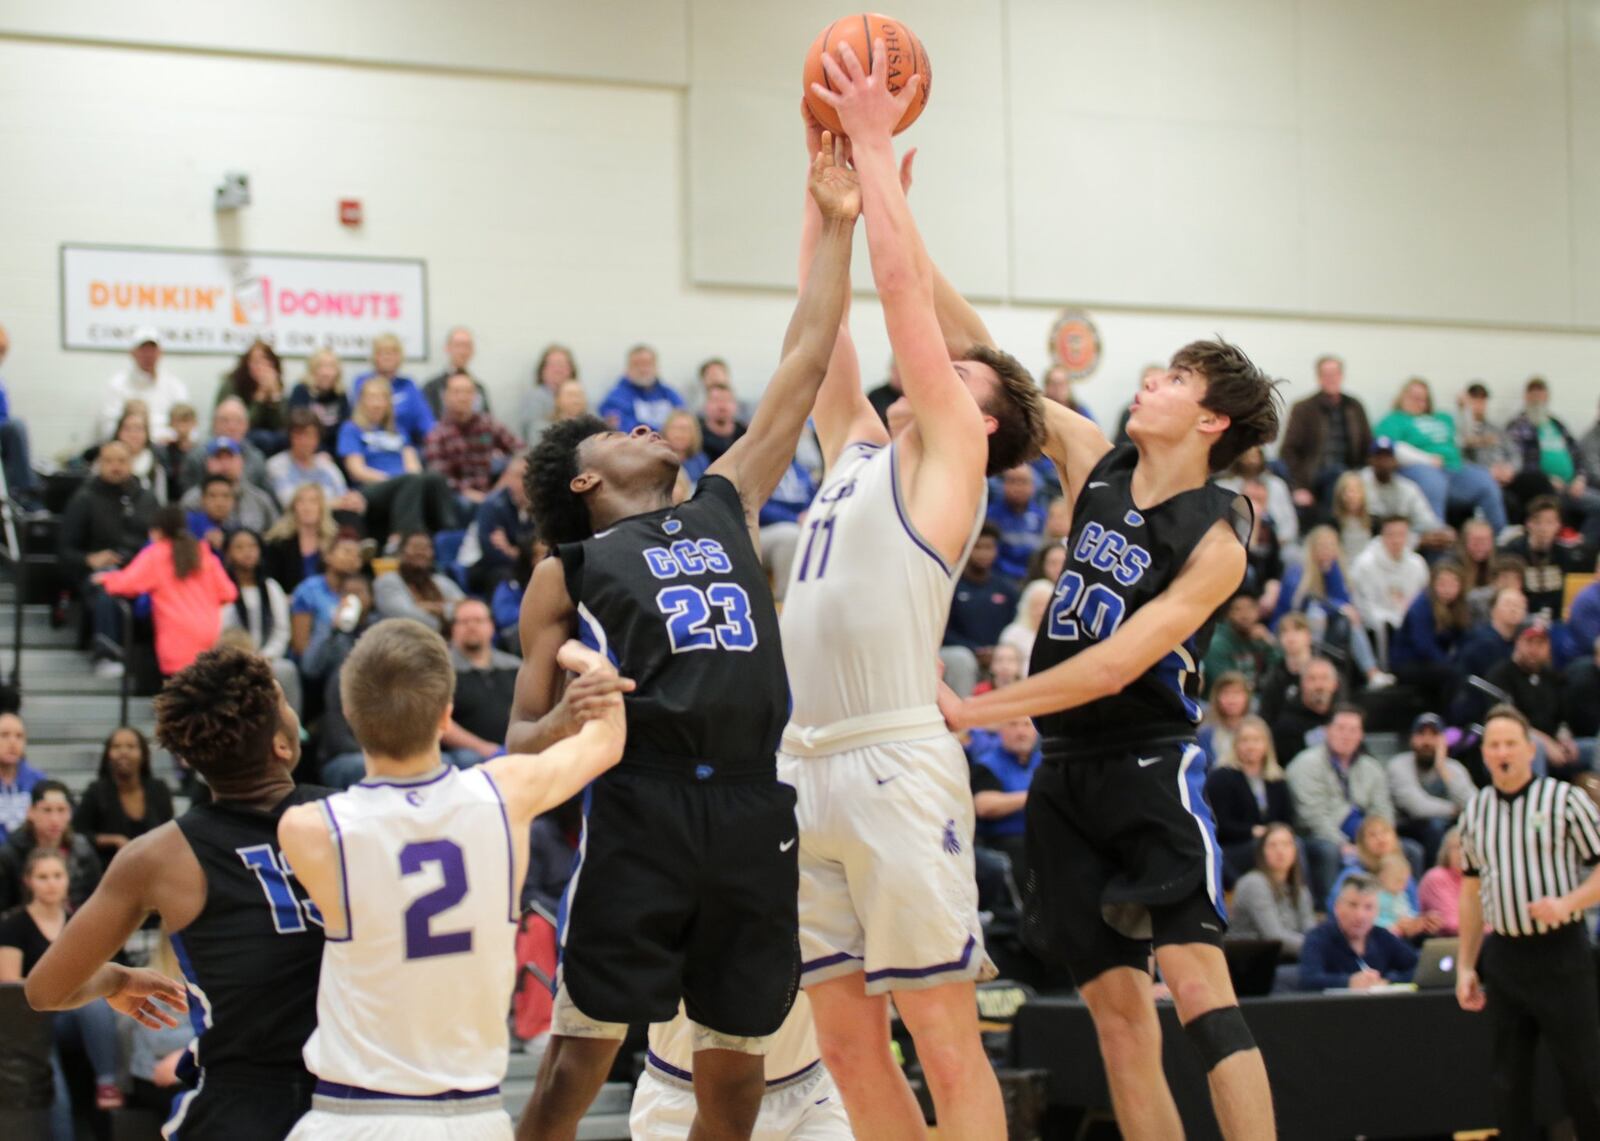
[
  {"left": 1171, "top": 339, "right": 1284, "bottom": 473},
  {"left": 154, "top": 646, "right": 283, "bottom": 788},
  {"left": 525, "top": 414, "right": 610, "bottom": 546}
]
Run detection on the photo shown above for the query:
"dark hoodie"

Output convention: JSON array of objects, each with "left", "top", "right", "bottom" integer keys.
[{"left": 59, "top": 476, "right": 158, "bottom": 576}]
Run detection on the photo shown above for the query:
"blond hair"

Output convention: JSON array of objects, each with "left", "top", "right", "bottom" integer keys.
[
  {"left": 1219, "top": 714, "right": 1284, "bottom": 780},
  {"left": 352, "top": 376, "right": 396, "bottom": 431},
  {"left": 340, "top": 619, "right": 454, "bottom": 761}
]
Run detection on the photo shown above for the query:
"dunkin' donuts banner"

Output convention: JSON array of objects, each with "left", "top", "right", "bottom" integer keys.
[{"left": 60, "top": 244, "right": 429, "bottom": 358}]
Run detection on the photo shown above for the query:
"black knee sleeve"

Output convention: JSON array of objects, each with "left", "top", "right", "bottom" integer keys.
[{"left": 1184, "top": 1005, "right": 1255, "bottom": 1070}]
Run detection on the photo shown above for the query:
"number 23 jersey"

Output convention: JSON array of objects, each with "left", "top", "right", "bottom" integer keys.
[{"left": 558, "top": 475, "right": 790, "bottom": 767}]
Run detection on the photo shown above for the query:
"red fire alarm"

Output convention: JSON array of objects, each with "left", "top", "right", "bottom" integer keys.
[{"left": 339, "top": 199, "right": 362, "bottom": 227}]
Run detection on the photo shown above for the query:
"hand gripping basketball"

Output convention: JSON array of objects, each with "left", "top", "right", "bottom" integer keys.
[{"left": 810, "top": 39, "right": 923, "bottom": 146}]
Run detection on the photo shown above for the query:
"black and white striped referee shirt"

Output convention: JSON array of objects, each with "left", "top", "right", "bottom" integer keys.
[{"left": 1460, "top": 776, "right": 1600, "bottom": 937}]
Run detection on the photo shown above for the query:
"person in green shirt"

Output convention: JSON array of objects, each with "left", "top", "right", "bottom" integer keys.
[
  {"left": 1504, "top": 378, "right": 1600, "bottom": 549},
  {"left": 1374, "top": 378, "right": 1507, "bottom": 534}
]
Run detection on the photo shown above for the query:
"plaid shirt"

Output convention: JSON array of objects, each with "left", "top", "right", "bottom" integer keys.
[{"left": 423, "top": 413, "right": 523, "bottom": 494}]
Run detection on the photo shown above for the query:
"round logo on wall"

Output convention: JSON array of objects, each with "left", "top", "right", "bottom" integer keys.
[{"left": 1048, "top": 308, "right": 1102, "bottom": 380}]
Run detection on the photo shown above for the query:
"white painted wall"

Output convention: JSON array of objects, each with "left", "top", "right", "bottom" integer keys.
[{"left": 1, "top": 5, "right": 1597, "bottom": 463}]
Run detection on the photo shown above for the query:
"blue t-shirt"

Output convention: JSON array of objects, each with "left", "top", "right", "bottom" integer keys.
[
  {"left": 0, "top": 761, "right": 47, "bottom": 842},
  {"left": 351, "top": 373, "right": 435, "bottom": 448},
  {"left": 969, "top": 739, "right": 1040, "bottom": 839},
  {"left": 759, "top": 461, "right": 818, "bottom": 527},
  {"left": 598, "top": 378, "right": 683, "bottom": 433},
  {"left": 986, "top": 497, "right": 1046, "bottom": 581},
  {"left": 491, "top": 578, "right": 523, "bottom": 634},
  {"left": 337, "top": 420, "right": 408, "bottom": 478},
  {"left": 290, "top": 574, "right": 341, "bottom": 630}
]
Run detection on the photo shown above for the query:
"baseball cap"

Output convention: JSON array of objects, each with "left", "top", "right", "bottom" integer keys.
[
  {"left": 130, "top": 326, "right": 162, "bottom": 349},
  {"left": 1370, "top": 437, "right": 1396, "bottom": 456},
  {"left": 1411, "top": 713, "right": 1445, "bottom": 734},
  {"left": 206, "top": 437, "right": 242, "bottom": 457},
  {"left": 1516, "top": 620, "right": 1549, "bottom": 642}
]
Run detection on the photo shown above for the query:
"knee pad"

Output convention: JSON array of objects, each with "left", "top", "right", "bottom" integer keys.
[{"left": 1183, "top": 1005, "right": 1256, "bottom": 1071}]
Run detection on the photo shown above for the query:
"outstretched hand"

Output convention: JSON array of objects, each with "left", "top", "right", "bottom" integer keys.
[
  {"left": 808, "top": 131, "right": 861, "bottom": 223},
  {"left": 105, "top": 967, "right": 188, "bottom": 1030},
  {"left": 811, "top": 39, "right": 923, "bottom": 146}
]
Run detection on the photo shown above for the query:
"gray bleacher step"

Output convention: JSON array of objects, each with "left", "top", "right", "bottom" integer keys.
[
  {"left": 14, "top": 648, "right": 124, "bottom": 693},
  {"left": 0, "top": 604, "right": 79, "bottom": 649},
  {"left": 18, "top": 693, "right": 155, "bottom": 741}
]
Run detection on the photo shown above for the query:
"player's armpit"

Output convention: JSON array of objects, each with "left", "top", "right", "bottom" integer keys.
[
  {"left": 277, "top": 804, "right": 345, "bottom": 940},
  {"left": 811, "top": 322, "right": 889, "bottom": 472},
  {"left": 506, "top": 558, "right": 581, "bottom": 755},
  {"left": 1040, "top": 399, "right": 1111, "bottom": 502}
]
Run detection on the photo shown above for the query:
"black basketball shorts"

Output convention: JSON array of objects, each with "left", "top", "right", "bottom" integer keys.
[
  {"left": 164, "top": 1070, "right": 315, "bottom": 1139},
  {"left": 555, "top": 762, "right": 800, "bottom": 1038},
  {"left": 1023, "top": 739, "right": 1227, "bottom": 985}
]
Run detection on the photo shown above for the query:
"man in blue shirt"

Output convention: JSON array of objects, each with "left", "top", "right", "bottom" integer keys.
[
  {"left": 351, "top": 333, "right": 435, "bottom": 448},
  {"left": 0, "top": 324, "right": 38, "bottom": 503},
  {"left": 598, "top": 344, "right": 683, "bottom": 432},
  {"left": 0, "top": 713, "right": 46, "bottom": 843},
  {"left": 944, "top": 524, "right": 1017, "bottom": 660},
  {"left": 1298, "top": 875, "right": 1419, "bottom": 990},
  {"left": 986, "top": 464, "right": 1045, "bottom": 581}
]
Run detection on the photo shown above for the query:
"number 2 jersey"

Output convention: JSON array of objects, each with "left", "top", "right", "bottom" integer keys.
[
  {"left": 1030, "top": 444, "right": 1252, "bottom": 757},
  {"left": 558, "top": 474, "right": 790, "bottom": 770}
]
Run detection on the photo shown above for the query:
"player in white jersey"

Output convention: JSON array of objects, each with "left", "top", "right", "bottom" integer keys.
[
  {"left": 790, "top": 50, "right": 1046, "bottom": 1140},
  {"left": 630, "top": 992, "right": 852, "bottom": 1141},
  {"left": 277, "top": 620, "right": 626, "bottom": 1140}
]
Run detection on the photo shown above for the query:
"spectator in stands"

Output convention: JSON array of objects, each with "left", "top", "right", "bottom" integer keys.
[
  {"left": 351, "top": 333, "right": 433, "bottom": 447},
  {"left": 374, "top": 531, "right": 463, "bottom": 634},
  {"left": 1374, "top": 377, "right": 1508, "bottom": 534},
  {"left": 1203, "top": 593, "right": 1280, "bottom": 696},
  {"left": 517, "top": 343, "right": 579, "bottom": 440},
  {"left": 161, "top": 403, "right": 200, "bottom": 500},
  {"left": 697, "top": 381, "right": 748, "bottom": 463},
  {"left": 1331, "top": 471, "right": 1372, "bottom": 565},
  {"left": 0, "top": 715, "right": 43, "bottom": 844},
  {"left": 289, "top": 534, "right": 365, "bottom": 657},
  {"left": 96, "top": 505, "right": 236, "bottom": 678},
  {"left": 491, "top": 535, "right": 541, "bottom": 652},
  {"left": 424, "top": 372, "right": 524, "bottom": 518},
  {"left": 462, "top": 455, "right": 534, "bottom": 596},
  {"left": 0, "top": 322, "right": 40, "bottom": 503},
  {"left": 72, "top": 726, "right": 173, "bottom": 868},
  {"left": 180, "top": 438, "right": 280, "bottom": 533},
  {"left": 1040, "top": 362, "right": 1095, "bottom": 422},
  {"left": 757, "top": 459, "right": 816, "bottom": 602},
  {"left": 1326, "top": 810, "right": 1429, "bottom": 910},
  {"left": 998, "top": 579, "right": 1052, "bottom": 676},
  {"left": 1499, "top": 495, "right": 1587, "bottom": 622},
  {"left": 1416, "top": 828, "right": 1467, "bottom": 937},
  {"left": 1389, "top": 562, "right": 1470, "bottom": 712},
  {"left": 1567, "top": 558, "right": 1600, "bottom": 653},
  {"left": 219, "top": 529, "right": 301, "bottom": 712},
  {"left": 0, "top": 781, "right": 101, "bottom": 911},
  {"left": 1467, "top": 555, "right": 1526, "bottom": 627},
  {"left": 550, "top": 379, "right": 590, "bottom": 423},
  {"left": 968, "top": 716, "right": 1039, "bottom": 879},
  {"left": 1218, "top": 446, "right": 1298, "bottom": 547},
  {"left": 1456, "top": 585, "right": 1527, "bottom": 681},
  {"left": 1297, "top": 875, "right": 1419, "bottom": 991},
  {"left": 216, "top": 340, "right": 288, "bottom": 453},
  {"left": 1457, "top": 517, "right": 1497, "bottom": 593},
  {"left": 661, "top": 409, "right": 709, "bottom": 485},
  {"left": 1280, "top": 354, "right": 1373, "bottom": 511},
  {"left": 1375, "top": 853, "right": 1426, "bottom": 937},
  {"left": 0, "top": 848, "right": 125, "bottom": 1120},
  {"left": 100, "top": 327, "right": 189, "bottom": 443},
  {"left": 1350, "top": 516, "right": 1430, "bottom": 640},
  {"left": 186, "top": 475, "right": 236, "bottom": 551},
  {"left": 1258, "top": 613, "right": 1314, "bottom": 724},
  {"left": 60, "top": 440, "right": 160, "bottom": 596},
  {"left": 337, "top": 376, "right": 455, "bottom": 543},
  {"left": 103, "top": 405, "right": 169, "bottom": 504},
  {"left": 1358, "top": 440, "right": 1456, "bottom": 551},
  {"left": 262, "top": 483, "right": 337, "bottom": 595},
  {"left": 985, "top": 465, "right": 1045, "bottom": 581},
  {"left": 944, "top": 525, "right": 1018, "bottom": 679},
  {"left": 1205, "top": 716, "right": 1294, "bottom": 886},
  {"left": 1287, "top": 703, "right": 1392, "bottom": 901},
  {"left": 266, "top": 408, "right": 361, "bottom": 513},
  {"left": 304, "top": 580, "right": 379, "bottom": 787},
  {"left": 181, "top": 398, "right": 274, "bottom": 495},
  {"left": 1562, "top": 635, "right": 1600, "bottom": 765},
  {"left": 1227, "top": 823, "right": 1315, "bottom": 963},
  {"left": 421, "top": 327, "right": 490, "bottom": 418},
  {"left": 1505, "top": 377, "right": 1593, "bottom": 520},
  {"left": 1272, "top": 653, "right": 1347, "bottom": 767},
  {"left": 1022, "top": 540, "right": 1066, "bottom": 589},
  {"left": 440, "top": 599, "right": 521, "bottom": 768},
  {"left": 1272, "top": 526, "right": 1392, "bottom": 689},
  {"left": 1482, "top": 623, "right": 1583, "bottom": 778},
  {"left": 599, "top": 343, "right": 682, "bottom": 432},
  {"left": 1242, "top": 481, "right": 1285, "bottom": 608},
  {"left": 125, "top": 932, "right": 192, "bottom": 1120},
  {"left": 1198, "top": 672, "right": 1253, "bottom": 765},
  {"left": 287, "top": 347, "right": 351, "bottom": 453},
  {"left": 682, "top": 358, "right": 753, "bottom": 420},
  {"left": 865, "top": 357, "right": 902, "bottom": 426},
  {"left": 973, "top": 642, "right": 1023, "bottom": 695},
  {"left": 1456, "top": 382, "right": 1517, "bottom": 472}
]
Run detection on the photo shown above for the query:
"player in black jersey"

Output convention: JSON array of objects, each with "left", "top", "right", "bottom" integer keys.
[
  {"left": 508, "top": 133, "right": 860, "bottom": 1141},
  {"left": 27, "top": 647, "right": 327, "bottom": 1140},
  {"left": 938, "top": 337, "right": 1283, "bottom": 1140}
]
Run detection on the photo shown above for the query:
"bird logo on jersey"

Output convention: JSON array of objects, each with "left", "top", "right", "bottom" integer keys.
[{"left": 942, "top": 819, "right": 961, "bottom": 856}]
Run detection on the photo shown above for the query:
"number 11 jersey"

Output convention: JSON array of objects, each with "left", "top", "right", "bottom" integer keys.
[{"left": 301, "top": 765, "right": 518, "bottom": 1096}]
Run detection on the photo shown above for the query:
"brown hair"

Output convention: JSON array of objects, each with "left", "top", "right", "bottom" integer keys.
[
  {"left": 1525, "top": 494, "right": 1560, "bottom": 522},
  {"left": 340, "top": 620, "right": 455, "bottom": 760},
  {"left": 1170, "top": 339, "right": 1283, "bottom": 472},
  {"left": 1253, "top": 821, "right": 1304, "bottom": 899},
  {"left": 153, "top": 505, "right": 201, "bottom": 579},
  {"left": 1427, "top": 560, "right": 1471, "bottom": 634},
  {"left": 958, "top": 344, "right": 1047, "bottom": 476},
  {"left": 1484, "top": 703, "right": 1531, "bottom": 739},
  {"left": 21, "top": 849, "right": 69, "bottom": 903}
]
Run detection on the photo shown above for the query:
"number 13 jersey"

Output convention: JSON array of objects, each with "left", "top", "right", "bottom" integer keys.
[{"left": 301, "top": 765, "right": 518, "bottom": 1096}]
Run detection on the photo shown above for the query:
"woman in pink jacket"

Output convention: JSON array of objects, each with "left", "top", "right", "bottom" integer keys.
[{"left": 95, "top": 507, "right": 237, "bottom": 677}]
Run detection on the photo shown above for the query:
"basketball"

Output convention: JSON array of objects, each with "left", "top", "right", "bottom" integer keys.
[{"left": 803, "top": 13, "right": 931, "bottom": 137}]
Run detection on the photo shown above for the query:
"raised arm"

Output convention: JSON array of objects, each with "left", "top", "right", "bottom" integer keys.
[{"left": 708, "top": 134, "right": 859, "bottom": 524}]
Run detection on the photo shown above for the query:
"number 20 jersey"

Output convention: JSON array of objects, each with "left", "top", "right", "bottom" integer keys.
[
  {"left": 559, "top": 475, "right": 790, "bottom": 767},
  {"left": 1030, "top": 445, "right": 1252, "bottom": 757}
]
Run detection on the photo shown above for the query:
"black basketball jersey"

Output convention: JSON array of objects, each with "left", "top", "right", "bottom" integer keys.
[
  {"left": 169, "top": 785, "right": 331, "bottom": 1079},
  {"left": 1030, "top": 445, "right": 1251, "bottom": 756},
  {"left": 559, "top": 475, "right": 790, "bottom": 769}
]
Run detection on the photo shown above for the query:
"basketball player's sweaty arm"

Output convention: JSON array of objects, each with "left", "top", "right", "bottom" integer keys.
[
  {"left": 280, "top": 643, "right": 626, "bottom": 938},
  {"left": 940, "top": 520, "right": 1246, "bottom": 730},
  {"left": 707, "top": 133, "right": 859, "bottom": 544},
  {"left": 26, "top": 824, "right": 195, "bottom": 1028},
  {"left": 813, "top": 44, "right": 985, "bottom": 563}
]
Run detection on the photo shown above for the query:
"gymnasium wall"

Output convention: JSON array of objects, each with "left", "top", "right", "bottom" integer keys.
[{"left": 1, "top": 1, "right": 1597, "bottom": 459}]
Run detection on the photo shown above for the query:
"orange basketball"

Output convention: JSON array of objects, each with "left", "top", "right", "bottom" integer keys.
[{"left": 803, "top": 13, "right": 931, "bottom": 137}]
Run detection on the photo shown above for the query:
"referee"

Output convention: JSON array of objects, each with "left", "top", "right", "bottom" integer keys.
[{"left": 1457, "top": 704, "right": 1600, "bottom": 1138}]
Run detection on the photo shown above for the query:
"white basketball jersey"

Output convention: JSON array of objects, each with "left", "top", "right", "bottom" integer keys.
[
  {"left": 647, "top": 991, "right": 822, "bottom": 1085},
  {"left": 780, "top": 441, "right": 984, "bottom": 729},
  {"left": 302, "top": 766, "right": 519, "bottom": 1095}
]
